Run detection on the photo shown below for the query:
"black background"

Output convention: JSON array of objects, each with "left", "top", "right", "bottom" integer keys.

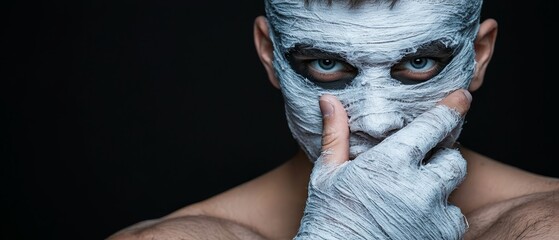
[{"left": 2, "top": 1, "right": 555, "bottom": 239}]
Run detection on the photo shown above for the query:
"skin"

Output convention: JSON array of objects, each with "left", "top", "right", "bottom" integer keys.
[{"left": 107, "top": 10, "right": 559, "bottom": 240}]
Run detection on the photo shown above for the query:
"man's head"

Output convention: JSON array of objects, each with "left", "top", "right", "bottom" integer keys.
[{"left": 254, "top": 0, "right": 497, "bottom": 161}]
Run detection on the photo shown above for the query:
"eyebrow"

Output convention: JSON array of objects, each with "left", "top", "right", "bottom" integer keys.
[
  {"left": 287, "top": 40, "right": 454, "bottom": 60},
  {"left": 404, "top": 40, "right": 454, "bottom": 56},
  {"left": 286, "top": 44, "right": 346, "bottom": 60}
]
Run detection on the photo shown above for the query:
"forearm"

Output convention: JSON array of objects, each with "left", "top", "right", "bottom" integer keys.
[{"left": 107, "top": 215, "right": 268, "bottom": 240}]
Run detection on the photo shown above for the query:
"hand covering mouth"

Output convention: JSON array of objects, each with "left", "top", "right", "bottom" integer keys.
[{"left": 348, "top": 134, "right": 381, "bottom": 160}]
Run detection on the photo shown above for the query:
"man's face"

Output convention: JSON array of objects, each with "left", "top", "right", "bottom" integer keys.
[{"left": 265, "top": 0, "right": 482, "bottom": 161}]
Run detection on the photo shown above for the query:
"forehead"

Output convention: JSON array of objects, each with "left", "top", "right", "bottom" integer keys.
[{"left": 267, "top": 0, "right": 479, "bottom": 62}]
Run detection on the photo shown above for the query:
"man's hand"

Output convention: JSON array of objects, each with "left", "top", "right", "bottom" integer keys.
[{"left": 295, "top": 89, "right": 472, "bottom": 240}]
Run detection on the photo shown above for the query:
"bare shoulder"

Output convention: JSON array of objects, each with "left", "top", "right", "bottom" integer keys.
[
  {"left": 465, "top": 190, "right": 559, "bottom": 240},
  {"left": 106, "top": 215, "right": 268, "bottom": 240},
  {"left": 459, "top": 147, "right": 559, "bottom": 239},
  {"left": 106, "top": 154, "right": 309, "bottom": 240},
  {"left": 453, "top": 147, "right": 559, "bottom": 213}
]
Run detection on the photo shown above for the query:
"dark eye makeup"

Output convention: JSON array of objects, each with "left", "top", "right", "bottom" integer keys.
[
  {"left": 286, "top": 45, "right": 358, "bottom": 89},
  {"left": 390, "top": 41, "right": 454, "bottom": 85},
  {"left": 285, "top": 41, "right": 455, "bottom": 89}
]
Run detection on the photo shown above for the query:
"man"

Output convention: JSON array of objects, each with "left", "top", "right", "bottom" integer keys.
[{"left": 108, "top": 0, "right": 559, "bottom": 239}]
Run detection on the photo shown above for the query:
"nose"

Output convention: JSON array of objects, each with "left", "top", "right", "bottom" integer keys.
[
  {"left": 348, "top": 110, "right": 405, "bottom": 139},
  {"left": 348, "top": 102, "right": 405, "bottom": 140}
]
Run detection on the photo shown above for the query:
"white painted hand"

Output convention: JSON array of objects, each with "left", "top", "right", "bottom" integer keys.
[{"left": 295, "top": 90, "right": 472, "bottom": 240}]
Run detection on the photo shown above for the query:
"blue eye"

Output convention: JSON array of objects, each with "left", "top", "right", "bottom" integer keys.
[
  {"left": 288, "top": 56, "right": 357, "bottom": 89},
  {"left": 390, "top": 40, "right": 454, "bottom": 85},
  {"left": 391, "top": 56, "right": 451, "bottom": 84},
  {"left": 285, "top": 45, "right": 359, "bottom": 89},
  {"left": 405, "top": 58, "right": 436, "bottom": 71},
  {"left": 311, "top": 59, "right": 345, "bottom": 73}
]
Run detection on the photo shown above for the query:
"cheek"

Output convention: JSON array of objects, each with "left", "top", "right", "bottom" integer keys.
[
  {"left": 285, "top": 102, "right": 324, "bottom": 161},
  {"left": 278, "top": 69, "right": 327, "bottom": 161}
]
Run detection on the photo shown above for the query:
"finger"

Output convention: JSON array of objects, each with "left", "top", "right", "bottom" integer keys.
[
  {"left": 422, "top": 148, "right": 467, "bottom": 194},
  {"left": 318, "top": 94, "right": 350, "bottom": 166},
  {"left": 368, "top": 89, "right": 472, "bottom": 165}
]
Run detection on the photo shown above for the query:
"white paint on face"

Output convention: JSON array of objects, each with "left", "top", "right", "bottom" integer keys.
[{"left": 265, "top": 0, "right": 482, "bottom": 161}]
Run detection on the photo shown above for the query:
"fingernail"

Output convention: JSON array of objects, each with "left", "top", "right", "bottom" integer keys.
[
  {"left": 461, "top": 89, "right": 472, "bottom": 103},
  {"left": 319, "top": 99, "right": 334, "bottom": 117}
]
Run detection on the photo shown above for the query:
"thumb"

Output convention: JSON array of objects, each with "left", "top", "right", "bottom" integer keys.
[{"left": 319, "top": 94, "right": 350, "bottom": 166}]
